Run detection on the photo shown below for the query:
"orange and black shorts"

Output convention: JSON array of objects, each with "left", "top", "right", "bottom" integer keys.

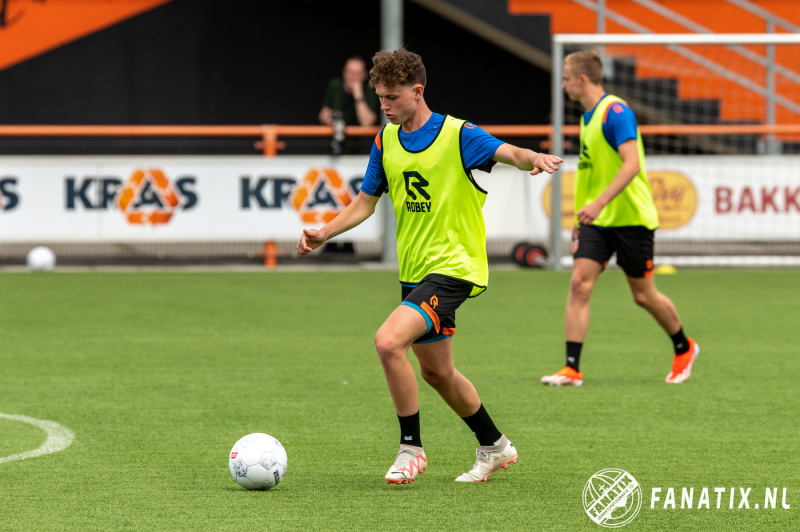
[
  {"left": 573, "top": 225, "right": 655, "bottom": 278},
  {"left": 400, "top": 275, "right": 473, "bottom": 344}
]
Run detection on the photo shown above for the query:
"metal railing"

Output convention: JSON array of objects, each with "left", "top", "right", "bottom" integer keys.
[
  {"left": 0, "top": 125, "right": 558, "bottom": 157},
  {"left": 572, "top": 0, "right": 800, "bottom": 154},
  {"left": 5, "top": 123, "right": 800, "bottom": 157}
]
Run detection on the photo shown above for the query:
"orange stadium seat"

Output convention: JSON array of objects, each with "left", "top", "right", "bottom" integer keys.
[{"left": 509, "top": 0, "right": 800, "bottom": 126}]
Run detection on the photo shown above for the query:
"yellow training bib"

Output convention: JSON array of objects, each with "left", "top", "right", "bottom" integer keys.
[
  {"left": 382, "top": 115, "right": 488, "bottom": 296},
  {"left": 577, "top": 94, "right": 659, "bottom": 229}
]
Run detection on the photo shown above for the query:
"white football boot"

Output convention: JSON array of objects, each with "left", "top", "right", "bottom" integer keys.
[
  {"left": 385, "top": 446, "right": 427, "bottom": 485},
  {"left": 455, "top": 439, "right": 518, "bottom": 482}
]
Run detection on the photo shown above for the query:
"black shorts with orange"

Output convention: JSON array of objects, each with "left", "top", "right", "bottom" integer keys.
[
  {"left": 573, "top": 225, "right": 655, "bottom": 278},
  {"left": 401, "top": 275, "right": 474, "bottom": 344}
]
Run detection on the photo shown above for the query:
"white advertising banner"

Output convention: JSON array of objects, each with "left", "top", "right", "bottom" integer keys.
[
  {"left": 530, "top": 155, "right": 800, "bottom": 242},
  {"left": 0, "top": 155, "right": 797, "bottom": 243},
  {"left": 0, "top": 156, "right": 380, "bottom": 242}
]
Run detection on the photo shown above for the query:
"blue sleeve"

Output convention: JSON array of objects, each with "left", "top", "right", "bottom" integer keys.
[
  {"left": 360, "top": 130, "right": 387, "bottom": 197},
  {"left": 459, "top": 122, "right": 505, "bottom": 173},
  {"left": 602, "top": 102, "right": 638, "bottom": 151}
]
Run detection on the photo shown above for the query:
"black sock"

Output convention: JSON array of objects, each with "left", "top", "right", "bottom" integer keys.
[
  {"left": 566, "top": 342, "right": 583, "bottom": 371},
  {"left": 398, "top": 411, "right": 422, "bottom": 447},
  {"left": 670, "top": 327, "right": 690, "bottom": 355},
  {"left": 461, "top": 404, "right": 502, "bottom": 446}
]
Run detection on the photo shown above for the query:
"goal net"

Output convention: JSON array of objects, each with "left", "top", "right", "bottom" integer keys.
[{"left": 549, "top": 33, "right": 800, "bottom": 268}]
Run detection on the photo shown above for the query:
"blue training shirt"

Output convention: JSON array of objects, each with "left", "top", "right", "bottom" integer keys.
[
  {"left": 360, "top": 112, "right": 505, "bottom": 197},
  {"left": 582, "top": 94, "right": 638, "bottom": 151}
]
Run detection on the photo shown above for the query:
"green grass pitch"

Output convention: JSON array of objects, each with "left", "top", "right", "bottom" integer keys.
[{"left": 0, "top": 269, "right": 797, "bottom": 531}]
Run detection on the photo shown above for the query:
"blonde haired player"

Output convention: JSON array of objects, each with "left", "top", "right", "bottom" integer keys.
[{"left": 541, "top": 50, "right": 699, "bottom": 387}]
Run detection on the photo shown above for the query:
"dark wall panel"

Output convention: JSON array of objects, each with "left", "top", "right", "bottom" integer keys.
[
  {"left": 404, "top": 1, "right": 549, "bottom": 127},
  {"left": 0, "top": 0, "right": 549, "bottom": 153}
]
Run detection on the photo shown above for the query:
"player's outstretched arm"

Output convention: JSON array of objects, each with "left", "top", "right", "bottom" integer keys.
[
  {"left": 296, "top": 191, "right": 380, "bottom": 255},
  {"left": 492, "top": 143, "right": 562, "bottom": 175}
]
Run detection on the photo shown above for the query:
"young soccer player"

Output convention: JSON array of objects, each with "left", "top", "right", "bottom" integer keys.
[
  {"left": 540, "top": 51, "right": 699, "bottom": 387},
  {"left": 297, "top": 48, "right": 562, "bottom": 484}
]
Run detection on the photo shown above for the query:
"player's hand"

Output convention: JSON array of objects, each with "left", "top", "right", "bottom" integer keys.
[
  {"left": 296, "top": 229, "right": 326, "bottom": 255},
  {"left": 530, "top": 153, "right": 563, "bottom": 175},
  {"left": 577, "top": 202, "right": 603, "bottom": 226},
  {"left": 572, "top": 228, "right": 580, "bottom": 242}
]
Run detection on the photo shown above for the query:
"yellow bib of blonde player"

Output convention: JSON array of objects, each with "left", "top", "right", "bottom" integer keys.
[
  {"left": 382, "top": 115, "right": 488, "bottom": 296},
  {"left": 576, "top": 95, "right": 659, "bottom": 229}
]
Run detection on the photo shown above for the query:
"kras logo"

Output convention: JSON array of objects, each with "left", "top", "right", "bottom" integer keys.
[{"left": 66, "top": 169, "right": 197, "bottom": 225}]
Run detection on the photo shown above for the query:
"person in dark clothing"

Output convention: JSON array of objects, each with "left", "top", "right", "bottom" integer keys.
[{"left": 319, "top": 56, "right": 380, "bottom": 154}]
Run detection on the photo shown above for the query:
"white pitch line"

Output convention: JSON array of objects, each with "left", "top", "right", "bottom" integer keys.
[{"left": 0, "top": 413, "right": 74, "bottom": 464}]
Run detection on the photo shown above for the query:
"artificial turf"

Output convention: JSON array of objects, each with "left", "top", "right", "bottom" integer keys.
[{"left": 0, "top": 269, "right": 797, "bottom": 531}]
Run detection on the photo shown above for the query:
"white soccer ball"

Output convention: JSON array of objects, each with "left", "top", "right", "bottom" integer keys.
[
  {"left": 26, "top": 246, "right": 56, "bottom": 271},
  {"left": 228, "top": 433, "right": 287, "bottom": 490}
]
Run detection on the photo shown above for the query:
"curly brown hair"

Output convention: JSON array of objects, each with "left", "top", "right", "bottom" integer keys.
[{"left": 369, "top": 47, "right": 427, "bottom": 89}]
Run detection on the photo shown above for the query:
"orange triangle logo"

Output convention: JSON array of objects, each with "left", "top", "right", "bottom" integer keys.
[
  {"left": 117, "top": 168, "right": 180, "bottom": 225},
  {"left": 290, "top": 168, "right": 353, "bottom": 225}
]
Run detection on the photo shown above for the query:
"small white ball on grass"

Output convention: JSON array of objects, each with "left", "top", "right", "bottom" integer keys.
[{"left": 26, "top": 246, "right": 56, "bottom": 272}]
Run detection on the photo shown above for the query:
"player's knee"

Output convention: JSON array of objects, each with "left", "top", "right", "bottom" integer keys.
[
  {"left": 420, "top": 365, "right": 453, "bottom": 389},
  {"left": 632, "top": 290, "right": 651, "bottom": 308},
  {"left": 374, "top": 330, "right": 403, "bottom": 363},
  {"left": 569, "top": 276, "right": 594, "bottom": 300}
]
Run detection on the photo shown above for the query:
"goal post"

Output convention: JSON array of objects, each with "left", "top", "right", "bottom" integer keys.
[{"left": 549, "top": 33, "right": 800, "bottom": 269}]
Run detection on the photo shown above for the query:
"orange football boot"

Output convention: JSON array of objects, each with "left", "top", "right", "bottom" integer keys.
[
  {"left": 541, "top": 366, "right": 583, "bottom": 386},
  {"left": 666, "top": 338, "right": 700, "bottom": 383}
]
